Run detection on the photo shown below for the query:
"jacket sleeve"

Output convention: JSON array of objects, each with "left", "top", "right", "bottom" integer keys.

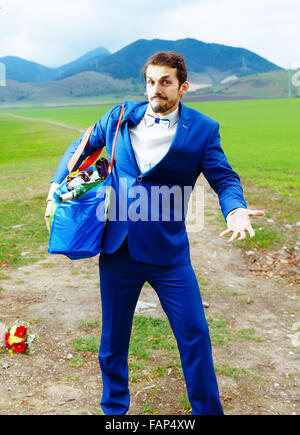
[
  {"left": 200, "top": 123, "right": 247, "bottom": 221},
  {"left": 50, "top": 107, "right": 114, "bottom": 184}
]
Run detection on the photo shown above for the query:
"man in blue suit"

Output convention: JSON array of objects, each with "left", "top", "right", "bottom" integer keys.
[{"left": 45, "top": 52, "right": 264, "bottom": 415}]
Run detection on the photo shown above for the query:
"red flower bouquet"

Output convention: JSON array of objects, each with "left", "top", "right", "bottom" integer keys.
[{"left": 3, "top": 321, "right": 38, "bottom": 355}]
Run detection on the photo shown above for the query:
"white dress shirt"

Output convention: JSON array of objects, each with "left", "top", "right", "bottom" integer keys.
[
  {"left": 47, "top": 104, "right": 179, "bottom": 201},
  {"left": 129, "top": 104, "right": 179, "bottom": 174}
]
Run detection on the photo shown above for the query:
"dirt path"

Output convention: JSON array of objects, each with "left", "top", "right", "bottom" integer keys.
[
  {"left": 0, "top": 177, "right": 299, "bottom": 415},
  {"left": 5, "top": 113, "right": 86, "bottom": 133}
]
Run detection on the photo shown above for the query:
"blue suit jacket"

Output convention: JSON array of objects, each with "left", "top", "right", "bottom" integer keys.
[{"left": 51, "top": 100, "right": 247, "bottom": 266}]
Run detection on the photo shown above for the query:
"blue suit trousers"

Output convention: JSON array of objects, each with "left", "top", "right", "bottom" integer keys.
[{"left": 98, "top": 238, "right": 224, "bottom": 415}]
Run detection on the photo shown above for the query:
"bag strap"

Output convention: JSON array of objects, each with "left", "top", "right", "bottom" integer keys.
[
  {"left": 110, "top": 104, "right": 125, "bottom": 171},
  {"left": 67, "top": 104, "right": 125, "bottom": 174},
  {"left": 67, "top": 125, "right": 94, "bottom": 173}
]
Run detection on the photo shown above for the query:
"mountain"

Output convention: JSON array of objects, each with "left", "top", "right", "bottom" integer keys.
[
  {"left": 55, "top": 47, "right": 110, "bottom": 79},
  {"left": 63, "top": 38, "right": 282, "bottom": 83},
  {"left": 0, "top": 46, "right": 110, "bottom": 83},
  {"left": 0, "top": 56, "right": 56, "bottom": 83},
  {"left": 0, "top": 39, "right": 282, "bottom": 85},
  {"left": 0, "top": 38, "right": 286, "bottom": 105}
]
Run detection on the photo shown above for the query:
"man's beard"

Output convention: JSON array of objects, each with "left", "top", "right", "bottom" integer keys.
[{"left": 150, "top": 94, "right": 178, "bottom": 114}]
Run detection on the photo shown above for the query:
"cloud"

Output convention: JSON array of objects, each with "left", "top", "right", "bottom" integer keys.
[
  {"left": 0, "top": 0, "right": 299, "bottom": 68},
  {"left": 156, "top": 0, "right": 300, "bottom": 68},
  {"left": 0, "top": 0, "right": 200, "bottom": 66}
]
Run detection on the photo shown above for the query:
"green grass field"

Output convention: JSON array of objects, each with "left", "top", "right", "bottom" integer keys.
[
  {"left": 5, "top": 98, "right": 300, "bottom": 199},
  {"left": 0, "top": 98, "right": 299, "bottom": 268},
  {"left": 189, "top": 99, "right": 300, "bottom": 201}
]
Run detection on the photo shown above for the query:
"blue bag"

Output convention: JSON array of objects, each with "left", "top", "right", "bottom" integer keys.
[
  {"left": 48, "top": 104, "right": 124, "bottom": 260},
  {"left": 48, "top": 169, "right": 111, "bottom": 260}
]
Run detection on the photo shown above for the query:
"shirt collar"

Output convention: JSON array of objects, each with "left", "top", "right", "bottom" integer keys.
[{"left": 144, "top": 104, "right": 180, "bottom": 129}]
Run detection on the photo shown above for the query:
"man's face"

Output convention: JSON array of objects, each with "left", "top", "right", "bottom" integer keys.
[{"left": 145, "top": 65, "right": 189, "bottom": 116}]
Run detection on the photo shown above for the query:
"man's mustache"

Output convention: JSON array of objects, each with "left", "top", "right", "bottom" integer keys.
[{"left": 151, "top": 95, "right": 168, "bottom": 101}]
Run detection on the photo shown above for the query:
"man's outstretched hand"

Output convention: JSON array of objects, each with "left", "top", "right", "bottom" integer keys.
[{"left": 219, "top": 208, "right": 265, "bottom": 242}]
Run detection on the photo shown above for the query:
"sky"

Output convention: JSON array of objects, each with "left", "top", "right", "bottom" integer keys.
[{"left": 0, "top": 0, "right": 299, "bottom": 69}]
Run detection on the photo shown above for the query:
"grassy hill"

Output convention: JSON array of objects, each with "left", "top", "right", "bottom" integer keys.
[
  {"left": 190, "top": 70, "right": 293, "bottom": 99},
  {"left": 1, "top": 63, "right": 295, "bottom": 108},
  {"left": 0, "top": 71, "right": 144, "bottom": 106},
  {"left": 0, "top": 69, "right": 295, "bottom": 108}
]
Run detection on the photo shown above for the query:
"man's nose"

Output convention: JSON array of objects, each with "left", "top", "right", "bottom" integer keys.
[{"left": 153, "top": 82, "right": 163, "bottom": 94}]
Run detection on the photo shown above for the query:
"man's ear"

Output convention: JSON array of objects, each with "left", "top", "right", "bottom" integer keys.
[{"left": 180, "top": 81, "right": 189, "bottom": 96}]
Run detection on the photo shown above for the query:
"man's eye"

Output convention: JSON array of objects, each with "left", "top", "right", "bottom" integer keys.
[{"left": 163, "top": 80, "right": 170, "bottom": 85}]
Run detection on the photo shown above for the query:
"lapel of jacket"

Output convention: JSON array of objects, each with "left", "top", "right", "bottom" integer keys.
[
  {"left": 170, "top": 102, "right": 191, "bottom": 159},
  {"left": 117, "top": 102, "right": 148, "bottom": 177},
  {"left": 117, "top": 101, "right": 192, "bottom": 178}
]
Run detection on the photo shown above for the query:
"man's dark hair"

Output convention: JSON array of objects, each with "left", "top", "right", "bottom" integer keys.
[{"left": 143, "top": 51, "right": 188, "bottom": 86}]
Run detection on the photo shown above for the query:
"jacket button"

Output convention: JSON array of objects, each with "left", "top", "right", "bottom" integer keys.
[{"left": 136, "top": 177, "right": 143, "bottom": 182}]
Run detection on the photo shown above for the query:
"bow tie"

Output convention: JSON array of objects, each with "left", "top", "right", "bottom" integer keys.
[{"left": 144, "top": 113, "right": 170, "bottom": 129}]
